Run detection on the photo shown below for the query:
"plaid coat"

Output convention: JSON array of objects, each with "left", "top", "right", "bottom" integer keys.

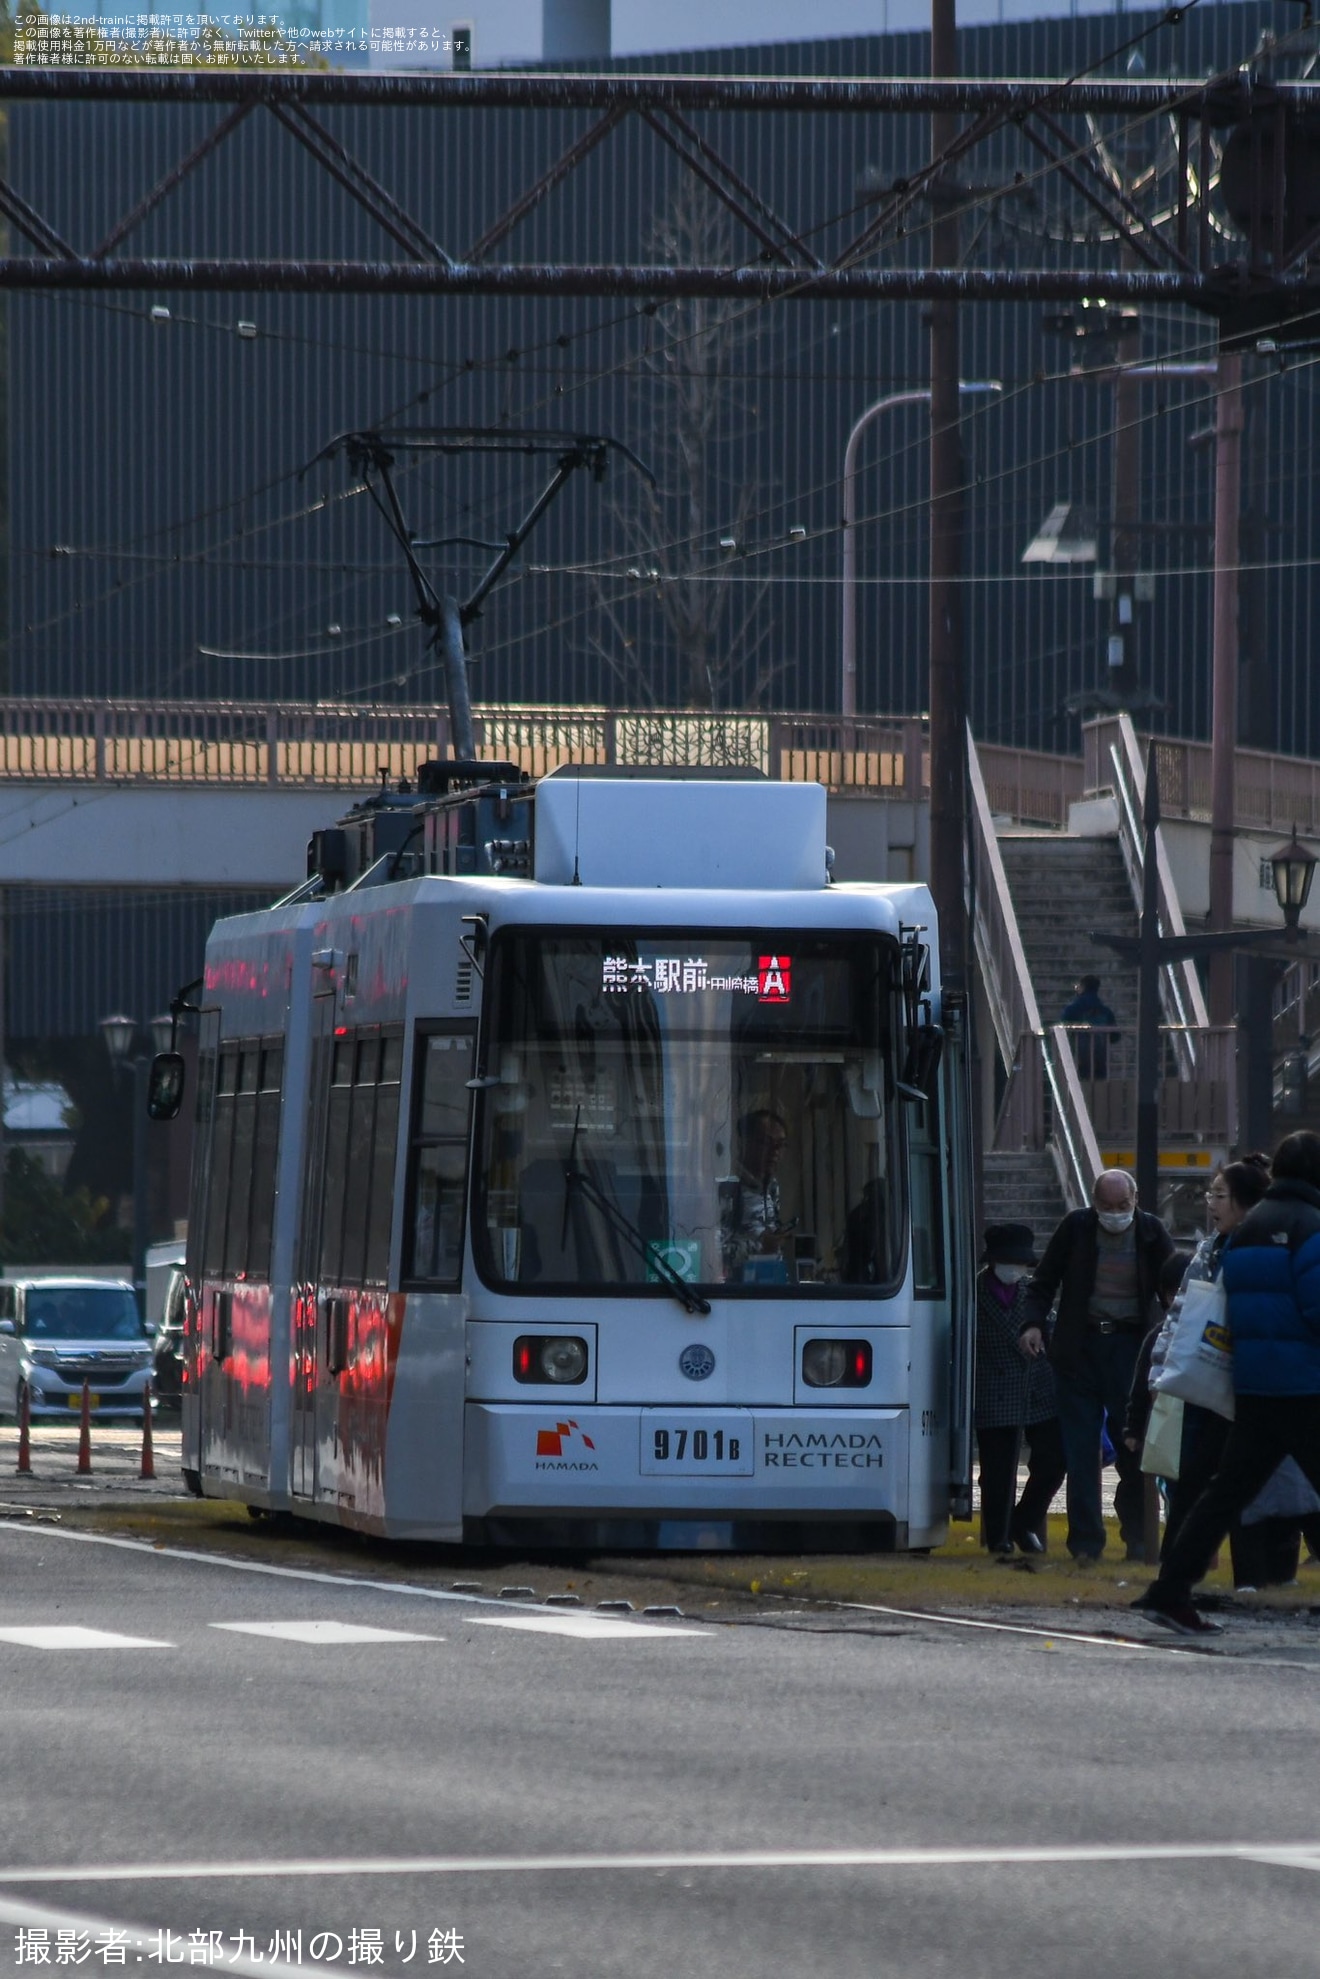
[{"left": 975, "top": 1268, "right": 1058, "bottom": 1430}]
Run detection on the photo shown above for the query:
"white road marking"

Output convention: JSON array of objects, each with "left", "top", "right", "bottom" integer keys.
[
  {"left": 5, "top": 1524, "right": 715, "bottom": 1630},
  {"left": 469, "top": 1613, "right": 699, "bottom": 1640},
  {"left": 0, "top": 1625, "right": 173, "bottom": 1649},
  {"left": 4, "top": 1524, "right": 572, "bottom": 1613},
  {"left": 1, "top": 1841, "right": 1319, "bottom": 1885},
  {"left": 0, "top": 1895, "right": 305, "bottom": 1979},
  {"left": 211, "top": 1620, "right": 441, "bottom": 1644},
  {"left": 835, "top": 1598, "right": 1201, "bottom": 1654}
]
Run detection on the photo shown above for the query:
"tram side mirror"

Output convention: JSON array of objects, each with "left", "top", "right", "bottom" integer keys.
[
  {"left": 898, "top": 1025, "right": 944, "bottom": 1104},
  {"left": 147, "top": 1052, "right": 187, "bottom": 1122}
]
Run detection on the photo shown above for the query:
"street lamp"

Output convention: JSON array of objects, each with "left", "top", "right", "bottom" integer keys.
[
  {"left": 1092, "top": 743, "right": 1319, "bottom": 1209},
  {"left": 1268, "top": 827, "right": 1317, "bottom": 933},
  {"left": 839, "top": 380, "right": 1001, "bottom": 718},
  {"left": 100, "top": 1011, "right": 174, "bottom": 1314}
]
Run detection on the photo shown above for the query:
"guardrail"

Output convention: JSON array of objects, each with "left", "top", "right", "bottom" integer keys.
[
  {"left": 0, "top": 699, "right": 935, "bottom": 792},
  {"left": 1085, "top": 715, "right": 1320, "bottom": 836},
  {"left": 0, "top": 698, "right": 1087, "bottom": 818},
  {"left": 994, "top": 1026, "right": 1237, "bottom": 1158}
]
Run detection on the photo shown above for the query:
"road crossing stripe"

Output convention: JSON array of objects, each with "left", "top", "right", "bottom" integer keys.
[
  {"left": 210, "top": 1621, "right": 441, "bottom": 1644},
  {"left": 469, "top": 1613, "right": 700, "bottom": 1639},
  {"left": 0, "top": 1626, "right": 173, "bottom": 1649},
  {"left": 1, "top": 1842, "right": 1320, "bottom": 1884}
]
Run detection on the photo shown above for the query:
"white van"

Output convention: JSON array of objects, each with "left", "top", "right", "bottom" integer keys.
[{"left": 0, "top": 1278, "right": 154, "bottom": 1420}]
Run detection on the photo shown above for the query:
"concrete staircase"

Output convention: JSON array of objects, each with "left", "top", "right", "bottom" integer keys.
[
  {"left": 981, "top": 1148, "right": 1068, "bottom": 1256},
  {"left": 996, "top": 833, "right": 1141, "bottom": 1044}
]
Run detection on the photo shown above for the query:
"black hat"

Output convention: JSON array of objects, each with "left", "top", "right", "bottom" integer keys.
[{"left": 982, "top": 1222, "right": 1037, "bottom": 1267}]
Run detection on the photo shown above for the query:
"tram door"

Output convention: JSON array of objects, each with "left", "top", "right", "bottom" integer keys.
[
  {"left": 941, "top": 988, "right": 976, "bottom": 1519},
  {"left": 290, "top": 989, "right": 337, "bottom": 1499}
]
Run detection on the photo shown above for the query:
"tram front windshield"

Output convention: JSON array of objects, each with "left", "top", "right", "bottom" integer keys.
[{"left": 474, "top": 931, "right": 906, "bottom": 1297}]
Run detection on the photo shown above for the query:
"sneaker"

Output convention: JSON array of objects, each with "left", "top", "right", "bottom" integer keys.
[
  {"left": 1143, "top": 1602, "right": 1223, "bottom": 1637},
  {"left": 1130, "top": 1588, "right": 1222, "bottom": 1634}
]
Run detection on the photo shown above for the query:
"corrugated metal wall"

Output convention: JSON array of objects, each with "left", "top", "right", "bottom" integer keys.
[
  {"left": 2, "top": 889, "right": 272, "bottom": 1042},
  {"left": 11, "top": 3, "right": 1313, "bottom": 743},
  {"left": 5, "top": 1, "right": 1318, "bottom": 1033}
]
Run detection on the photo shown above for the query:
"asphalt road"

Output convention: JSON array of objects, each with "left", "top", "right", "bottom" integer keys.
[{"left": 2, "top": 1517, "right": 1319, "bottom": 1979}]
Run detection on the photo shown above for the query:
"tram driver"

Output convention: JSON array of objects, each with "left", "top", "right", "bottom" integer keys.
[{"left": 720, "top": 1108, "right": 793, "bottom": 1283}]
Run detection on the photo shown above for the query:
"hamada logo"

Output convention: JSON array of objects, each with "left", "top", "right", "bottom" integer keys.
[
  {"left": 536, "top": 1419, "right": 596, "bottom": 1458},
  {"left": 757, "top": 954, "right": 791, "bottom": 1003}
]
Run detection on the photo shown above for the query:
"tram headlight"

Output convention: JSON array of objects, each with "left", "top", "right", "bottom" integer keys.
[
  {"left": 801, "top": 1339, "right": 872, "bottom": 1388},
  {"left": 513, "top": 1335, "right": 589, "bottom": 1385}
]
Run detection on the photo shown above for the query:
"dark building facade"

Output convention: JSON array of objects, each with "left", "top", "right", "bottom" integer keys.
[
  {"left": 2, "top": 0, "right": 1318, "bottom": 1073},
  {"left": 11, "top": 1, "right": 1319, "bottom": 752}
]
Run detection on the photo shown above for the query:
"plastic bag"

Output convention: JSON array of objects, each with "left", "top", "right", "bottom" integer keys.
[
  {"left": 1153, "top": 1275, "right": 1235, "bottom": 1420},
  {"left": 1140, "top": 1389, "right": 1184, "bottom": 1478}
]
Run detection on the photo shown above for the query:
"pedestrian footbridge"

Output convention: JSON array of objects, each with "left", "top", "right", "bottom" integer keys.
[{"left": 1, "top": 697, "right": 1318, "bottom": 1245}]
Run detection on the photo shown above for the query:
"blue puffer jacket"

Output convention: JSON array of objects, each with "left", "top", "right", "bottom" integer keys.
[{"left": 1220, "top": 1178, "right": 1320, "bottom": 1395}]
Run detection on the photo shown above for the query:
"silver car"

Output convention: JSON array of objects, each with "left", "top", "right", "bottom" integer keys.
[{"left": 0, "top": 1278, "right": 154, "bottom": 1421}]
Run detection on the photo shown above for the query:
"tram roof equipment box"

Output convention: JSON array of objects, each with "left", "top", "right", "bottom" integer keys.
[{"left": 533, "top": 770, "right": 828, "bottom": 891}]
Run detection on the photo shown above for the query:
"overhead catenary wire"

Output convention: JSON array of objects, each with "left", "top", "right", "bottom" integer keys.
[{"left": 12, "top": 5, "right": 1313, "bottom": 704}]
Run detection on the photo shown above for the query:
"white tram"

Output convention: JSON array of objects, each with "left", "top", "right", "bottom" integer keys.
[{"left": 172, "top": 763, "right": 975, "bottom": 1549}]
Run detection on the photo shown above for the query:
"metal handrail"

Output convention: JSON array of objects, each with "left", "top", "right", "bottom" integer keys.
[
  {"left": 969, "top": 726, "right": 1099, "bottom": 1208},
  {"left": 967, "top": 725, "right": 1043, "bottom": 1068},
  {"left": 1044, "top": 1023, "right": 1105, "bottom": 1205},
  {"left": 1109, "top": 713, "right": 1209, "bottom": 1072}
]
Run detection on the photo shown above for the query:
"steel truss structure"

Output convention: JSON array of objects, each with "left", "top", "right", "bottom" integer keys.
[{"left": 2, "top": 67, "right": 1320, "bottom": 327}]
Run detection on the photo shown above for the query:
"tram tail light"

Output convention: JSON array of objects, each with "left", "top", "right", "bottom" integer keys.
[
  {"left": 801, "top": 1339, "right": 872, "bottom": 1388},
  {"left": 513, "top": 1335, "right": 589, "bottom": 1385}
]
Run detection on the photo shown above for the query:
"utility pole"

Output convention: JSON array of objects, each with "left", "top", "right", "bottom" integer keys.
[
  {"left": 1107, "top": 303, "right": 1142, "bottom": 701},
  {"left": 928, "top": 0, "right": 966, "bottom": 984},
  {"left": 1208, "top": 345, "right": 1244, "bottom": 1024}
]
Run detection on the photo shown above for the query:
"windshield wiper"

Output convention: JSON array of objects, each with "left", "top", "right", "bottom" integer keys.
[{"left": 560, "top": 1113, "right": 711, "bottom": 1317}]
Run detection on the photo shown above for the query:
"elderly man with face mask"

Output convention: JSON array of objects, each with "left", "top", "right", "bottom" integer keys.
[{"left": 1018, "top": 1170, "right": 1174, "bottom": 1562}]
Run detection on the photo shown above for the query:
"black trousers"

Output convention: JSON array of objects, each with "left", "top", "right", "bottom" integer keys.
[
  {"left": 977, "top": 1418, "right": 1067, "bottom": 1551},
  {"left": 1167, "top": 1403, "right": 1320, "bottom": 1587},
  {"left": 1154, "top": 1393, "right": 1320, "bottom": 1600},
  {"left": 1163, "top": 1402, "right": 1231, "bottom": 1557}
]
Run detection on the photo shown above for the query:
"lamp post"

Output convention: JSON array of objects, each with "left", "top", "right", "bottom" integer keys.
[
  {"left": 100, "top": 1011, "right": 174, "bottom": 1314},
  {"left": 1092, "top": 742, "right": 1319, "bottom": 1211},
  {"left": 839, "top": 380, "right": 1001, "bottom": 719}
]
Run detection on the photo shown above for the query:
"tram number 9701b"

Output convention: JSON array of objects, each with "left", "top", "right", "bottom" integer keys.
[
  {"left": 655, "top": 1428, "right": 737, "bottom": 1462},
  {"left": 640, "top": 1414, "right": 755, "bottom": 1475}
]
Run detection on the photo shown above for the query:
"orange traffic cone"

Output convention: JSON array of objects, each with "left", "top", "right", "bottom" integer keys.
[
  {"left": 76, "top": 1379, "right": 92, "bottom": 1474},
  {"left": 140, "top": 1383, "right": 155, "bottom": 1481},
  {"left": 15, "top": 1383, "right": 31, "bottom": 1475}
]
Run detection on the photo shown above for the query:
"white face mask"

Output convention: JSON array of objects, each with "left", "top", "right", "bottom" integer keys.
[
  {"left": 993, "top": 1263, "right": 1029, "bottom": 1284},
  {"left": 1097, "top": 1208, "right": 1135, "bottom": 1234}
]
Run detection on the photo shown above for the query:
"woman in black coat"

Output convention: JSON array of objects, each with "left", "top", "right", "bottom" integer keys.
[{"left": 975, "top": 1223, "right": 1067, "bottom": 1555}]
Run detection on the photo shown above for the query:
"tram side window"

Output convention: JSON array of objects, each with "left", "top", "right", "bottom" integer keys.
[
  {"left": 405, "top": 1032, "right": 475, "bottom": 1284},
  {"left": 318, "top": 1030, "right": 404, "bottom": 1289},
  {"left": 188, "top": 1039, "right": 217, "bottom": 1285},
  {"left": 203, "top": 1048, "right": 239, "bottom": 1278},
  {"left": 223, "top": 1046, "right": 260, "bottom": 1278},
  {"left": 319, "top": 1040, "right": 356, "bottom": 1284},
  {"left": 201, "top": 1039, "right": 285, "bottom": 1283},
  {"left": 908, "top": 1094, "right": 946, "bottom": 1298},
  {"left": 247, "top": 1044, "right": 284, "bottom": 1282},
  {"left": 365, "top": 1037, "right": 403, "bottom": 1284}
]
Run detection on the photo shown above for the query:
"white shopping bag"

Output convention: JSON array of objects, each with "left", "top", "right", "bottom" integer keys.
[{"left": 1152, "top": 1275, "right": 1235, "bottom": 1420}]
